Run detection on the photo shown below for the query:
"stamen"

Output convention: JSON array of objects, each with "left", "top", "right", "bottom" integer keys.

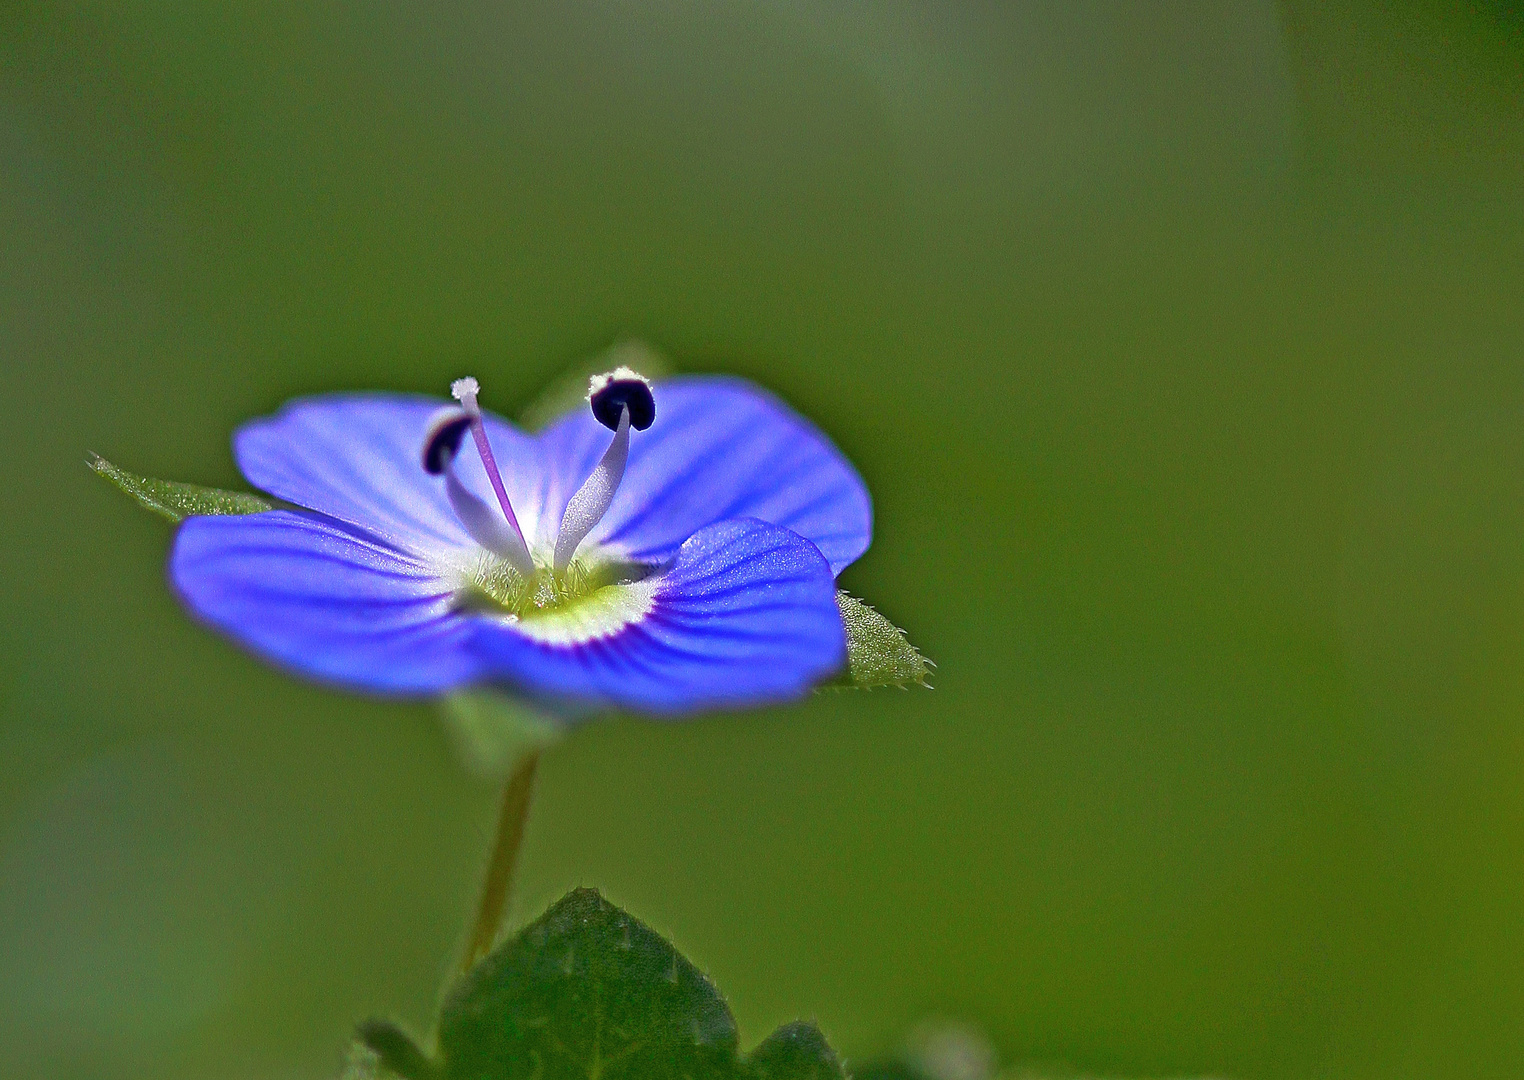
[
  {"left": 588, "top": 367, "right": 656, "bottom": 431},
  {"left": 419, "top": 379, "right": 535, "bottom": 577},
  {"left": 422, "top": 413, "right": 472, "bottom": 475},
  {"left": 553, "top": 369, "right": 655, "bottom": 572}
]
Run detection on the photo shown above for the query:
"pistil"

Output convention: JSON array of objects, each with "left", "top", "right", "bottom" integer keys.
[
  {"left": 421, "top": 378, "right": 536, "bottom": 577},
  {"left": 452, "top": 378, "right": 532, "bottom": 546}
]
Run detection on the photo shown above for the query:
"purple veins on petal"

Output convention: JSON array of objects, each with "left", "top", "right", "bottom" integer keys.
[
  {"left": 170, "top": 510, "right": 484, "bottom": 694},
  {"left": 469, "top": 517, "right": 846, "bottom": 714},
  {"left": 536, "top": 377, "right": 872, "bottom": 575},
  {"left": 234, "top": 394, "right": 546, "bottom": 555}
]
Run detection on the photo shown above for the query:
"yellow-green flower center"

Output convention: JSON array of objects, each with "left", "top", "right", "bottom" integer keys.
[{"left": 458, "top": 553, "right": 656, "bottom": 625}]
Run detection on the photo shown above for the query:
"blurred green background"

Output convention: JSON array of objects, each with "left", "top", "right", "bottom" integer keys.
[{"left": 3, "top": 2, "right": 1524, "bottom": 1077}]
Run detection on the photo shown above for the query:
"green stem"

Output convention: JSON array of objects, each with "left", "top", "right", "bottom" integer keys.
[{"left": 461, "top": 750, "right": 541, "bottom": 973}]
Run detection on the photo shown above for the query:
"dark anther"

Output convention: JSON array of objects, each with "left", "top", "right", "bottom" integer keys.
[
  {"left": 590, "top": 377, "right": 656, "bottom": 431},
  {"left": 422, "top": 411, "right": 473, "bottom": 474}
]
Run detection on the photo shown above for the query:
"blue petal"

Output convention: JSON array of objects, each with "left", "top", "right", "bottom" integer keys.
[
  {"left": 235, "top": 394, "right": 547, "bottom": 555},
  {"left": 537, "top": 377, "right": 872, "bottom": 574},
  {"left": 170, "top": 511, "right": 483, "bottom": 694},
  {"left": 470, "top": 518, "right": 846, "bottom": 714}
]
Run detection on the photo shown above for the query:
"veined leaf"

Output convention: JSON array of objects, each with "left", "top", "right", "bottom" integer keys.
[
  {"left": 438, "top": 887, "right": 737, "bottom": 1080},
  {"left": 746, "top": 1022, "right": 848, "bottom": 1080},
  {"left": 90, "top": 454, "right": 271, "bottom": 522},
  {"left": 360, "top": 889, "right": 845, "bottom": 1080}
]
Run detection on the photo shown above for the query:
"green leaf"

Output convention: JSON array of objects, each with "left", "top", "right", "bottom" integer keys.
[
  {"left": 89, "top": 454, "right": 271, "bottom": 522},
  {"left": 517, "top": 340, "right": 674, "bottom": 431},
  {"left": 438, "top": 887, "right": 738, "bottom": 1080},
  {"left": 380, "top": 887, "right": 847, "bottom": 1080},
  {"left": 744, "top": 1021, "right": 847, "bottom": 1080},
  {"left": 831, "top": 591, "right": 932, "bottom": 689}
]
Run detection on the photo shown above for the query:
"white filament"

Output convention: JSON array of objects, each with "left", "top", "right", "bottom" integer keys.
[
  {"left": 445, "top": 470, "right": 534, "bottom": 576},
  {"left": 554, "top": 405, "right": 631, "bottom": 573}
]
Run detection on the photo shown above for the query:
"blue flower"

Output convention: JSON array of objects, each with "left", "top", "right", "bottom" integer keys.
[{"left": 168, "top": 371, "right": 871, "bottom": 714}]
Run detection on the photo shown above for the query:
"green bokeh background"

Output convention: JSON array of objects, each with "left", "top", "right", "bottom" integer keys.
[{"left": 4, "top": 3, "right": 1524, "bottom": 1077}]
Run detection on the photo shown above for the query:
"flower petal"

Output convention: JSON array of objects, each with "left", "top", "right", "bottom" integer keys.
[
  {"left": 234, "top": 394, "right": 546, "bottom": 554},
  {"left": 170, "top": 511, "right": 482, "bottom": 694},
  {"left": 470, "top": 518, "right": 846, "bottom": 713},
  {"left": 536, "top": 377, "right": 872, "bottom": 574}
]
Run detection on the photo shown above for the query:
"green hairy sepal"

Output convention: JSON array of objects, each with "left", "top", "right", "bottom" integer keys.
[
  {"left": 90, "top": 455, "right": 271, "bottom": 522},
  {"left": 440, "top": 691, "right": 564, "bottom": 779},
  {"left": 351, "top": 888, "right": 846, "bottom": 1080},
  {"left": 831, "top": 592, "right": 932, "bottom": 690}
]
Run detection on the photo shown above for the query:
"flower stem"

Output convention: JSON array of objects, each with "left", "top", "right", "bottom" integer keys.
[{"left": 461, "top": 749, "right": 541, "bottom": 973}]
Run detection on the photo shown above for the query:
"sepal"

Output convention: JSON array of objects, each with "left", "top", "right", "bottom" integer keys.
[
  {"left": 830, "top": 591, "right": 932, "bottom": 689},
  {"left": 90, "top": 454, "right": 271, "bottom": 522},
  {"left": 440, "top": 690, "right": 566, "bottom": 780}
]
